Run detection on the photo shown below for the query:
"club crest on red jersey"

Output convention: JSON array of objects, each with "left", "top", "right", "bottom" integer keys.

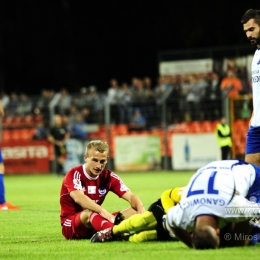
[{"left": 99, "top": 187, "right": 107, "bottom": 195}]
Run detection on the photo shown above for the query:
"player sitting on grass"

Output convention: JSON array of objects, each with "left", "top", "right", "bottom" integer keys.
[
  {"left": 90, "top": 186, "right": 185, "bottom": 242},
  {"left": 59, "top": 140, "right": 145, "bottom": 240}
]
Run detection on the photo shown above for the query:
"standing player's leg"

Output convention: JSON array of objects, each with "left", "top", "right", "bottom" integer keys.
[{"left": 0, "top": 149, "right": 20, "bottom": 210}]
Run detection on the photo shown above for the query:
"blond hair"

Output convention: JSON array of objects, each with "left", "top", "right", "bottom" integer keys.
[{"left": 85, "top": 140, "right": 109, "bottom": 156}]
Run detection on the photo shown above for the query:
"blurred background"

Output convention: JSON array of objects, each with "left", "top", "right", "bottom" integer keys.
[{"left": 0, "top": 1, "right": 257, "bottom": 174}]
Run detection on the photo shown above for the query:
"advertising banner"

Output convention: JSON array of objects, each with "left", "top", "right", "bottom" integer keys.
[
  {"left": 2, "top": 140, "right": 52, "bottom": 174},
  {"left": 159, "top": 58, "right": 213, "bottom": 75},
  {"left": 172, "top": 133, "right": 221, "bottom": 170},
  {"left": 114, "top": 135, "right": 161, "bottom": 171}
]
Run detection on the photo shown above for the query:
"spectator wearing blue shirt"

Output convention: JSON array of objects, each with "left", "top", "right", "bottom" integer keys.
[
  {"left": 129, "top": 108, "right": 147, "bottom": 131},
  {"left": 70, "top": 113, "right": 88, "bottom": 140}
]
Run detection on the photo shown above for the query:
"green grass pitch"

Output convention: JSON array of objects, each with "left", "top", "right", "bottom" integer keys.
[{"left": 1, "top": 171, "right": 260, "bottom": 260}]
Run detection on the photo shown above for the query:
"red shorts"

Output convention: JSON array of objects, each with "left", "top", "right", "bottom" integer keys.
[
  {"left": 61, "top": 211, "right": 120, "bottom": 240},
  {"left": 62, "top": 212, "right": 94, "bottom": 240}
]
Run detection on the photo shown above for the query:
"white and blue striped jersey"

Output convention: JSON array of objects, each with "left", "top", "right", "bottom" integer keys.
[{"left": 167, "top": 159, "right": 260, "bottom": 231}]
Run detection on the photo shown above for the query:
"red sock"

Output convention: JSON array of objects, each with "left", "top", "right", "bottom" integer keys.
[{"left": 90, "top": 212, "right": 114, "bottom": 231}]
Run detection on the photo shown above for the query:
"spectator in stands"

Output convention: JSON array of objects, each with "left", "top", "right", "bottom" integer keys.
[
  {"left": 17, "top": 93, "right": 33, "bottom": 116},
  {"left": 34, "top": 89, "right": 55, "bottom": 121},
  {"left": 129, "top": 108, "right": 147, "bottom": 132},
  {"left": 55, "top": 88, "right": 72, "bottom": 115},
  {"left": 70, "top": 113, "right": 88, "bottom": 141},
  {"left": 179, "top": 75, "right": 189, "bottom": 122},
  {"left": 220, "top": 69, "right": 243, "bottom": 98},
  {"left": 107, "top": 78, "right": 120, "bottom": 124},
  {"left": 47, "top": 114, "right": 71, "bottom": 176},
  {"left": 134, "top": 78, "right": 146, "bottom": 99},
  {"left": 143, "top": 77, "right": 155, "bottom": 99},
  {"left": 131, "top": 78, "right": 146, "bottom": 111},
  {"left": 182, "top": 74, "right": 201, "bottom": 122},
  {"left": 128, "top": 77, "right": 139, "bottom": 93},
  {"left": 67, "top": 105, "right": 79, "bottom": 130},
  {"left": 168, "top": 75, "right": 182, "bottom": 123},
  {"left": 6, "top": 91, "right": 19, "bottom": 116},
  {"left": 215, "top": 116, "right": 232, "bottom": 160},
  {"left": 61, "top": 114, "right": 72, "bottom": 133},
  {"left": 143, "top": 77, "right": 156, "bottom": 127},
  {"left": 154, "top": 76, "right": 172, "bottom": 125},
  {"left": 81, "top": 107, "right": 91, "bottom": 122},
  {"left": 154, "top": 76, "right": 171, "bottom": 100},
  {"left": 86, "top": 86, "right": 104, "bottom": 124},
  {"left": 0, "top": 91, "right": 10, "bottom": 108},
  {"left": 201, "top": 72, "right": 222, "bottom": 121},
  {"left": 129, "top": 77, "right": 143, "bottom": 112},
  {"left": 117, "top": 82, "right": 132, "bottom": 124},
  {"left": 32, "top": 120, "right": 48, "bottom": 140},
  {"left": 73, "top": 86, "right": 89, "bottom": 108}
]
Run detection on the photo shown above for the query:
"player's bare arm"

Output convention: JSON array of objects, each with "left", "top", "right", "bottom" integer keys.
[
  {"left": 70, "top": 190, "right": 115, "bottom": 222},
  {"left": 122, "top": 191, "right": 145, "bottom": 214}
]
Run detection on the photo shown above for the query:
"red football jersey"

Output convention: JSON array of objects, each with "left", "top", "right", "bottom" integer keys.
[{"left": 60, "top": 164, "right": 130, "bottom": 224}]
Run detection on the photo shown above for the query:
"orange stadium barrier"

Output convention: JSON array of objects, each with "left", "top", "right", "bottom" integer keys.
[{"left": 0, "top": 119, "right": 248, "bottom": 174}]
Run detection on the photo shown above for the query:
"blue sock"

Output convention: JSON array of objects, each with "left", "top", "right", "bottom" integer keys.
[
  {"left": 0, "top": 174, "right": 6, "bottom": 204},
  {"left": 250, "top": 227, "right": 260, "bottom": 245}
]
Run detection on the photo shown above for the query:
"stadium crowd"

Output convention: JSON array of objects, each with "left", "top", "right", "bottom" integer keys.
[{"left": 0, "top": 69, "right": 252, "bottom": 133}]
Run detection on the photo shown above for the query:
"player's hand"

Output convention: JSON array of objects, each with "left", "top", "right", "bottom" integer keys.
[
  {"left": 136, "top": 205, "right": 145, "bottom": 214},
  {"left": 99, "top": 208, "right": 115, "bottom": 223}
]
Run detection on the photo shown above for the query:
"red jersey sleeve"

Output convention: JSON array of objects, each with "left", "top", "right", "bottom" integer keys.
[{"left": 108, "top": 171, "right": 130, "bottom": 197}]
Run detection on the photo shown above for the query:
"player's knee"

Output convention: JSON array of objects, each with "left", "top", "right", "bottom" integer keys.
[
  {"left": 142, "top": 211, "right": 157, "bottom": 228},
  {"left": 80, "top": 211, "right": 92, "bottom": 228},
  {"left": 132, "top": 211, "right": 155, "bottom": 228}
]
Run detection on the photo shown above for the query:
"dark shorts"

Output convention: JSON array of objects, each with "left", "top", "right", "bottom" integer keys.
[
  {"left": 148, "top": 199, "right": 172, "bottom": 241},
  {"left": 246, "top": 126, "right": 260, "bottom": 154}
]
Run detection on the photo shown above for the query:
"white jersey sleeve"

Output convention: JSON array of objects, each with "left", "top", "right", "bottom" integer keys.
[{"left": 251, "top": 48, "right": 260, "bottom": 127}]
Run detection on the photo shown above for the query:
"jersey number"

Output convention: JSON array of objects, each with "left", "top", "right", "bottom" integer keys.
[{"left": 187, "top": 171, "right": 219, "bottom": 197}]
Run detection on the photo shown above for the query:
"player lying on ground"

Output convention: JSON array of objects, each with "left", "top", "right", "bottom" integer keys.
[
  {"left": 166, "top": 159, "right": 260, "bottom": 249},
  {"left": 90, "top": 187, "right": 186, "bottom": 242}
]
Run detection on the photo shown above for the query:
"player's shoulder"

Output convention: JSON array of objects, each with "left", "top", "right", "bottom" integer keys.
[
  {"left": 67, "top": 165, "right": 85, "bottom": 176},
  {"left": 101, "top": 169, "right": 119, "bottom": 178}
]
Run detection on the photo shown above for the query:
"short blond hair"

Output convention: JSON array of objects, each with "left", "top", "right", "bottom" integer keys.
[{"left": 85, "top": 140, "right": 109, "bottom": 156}]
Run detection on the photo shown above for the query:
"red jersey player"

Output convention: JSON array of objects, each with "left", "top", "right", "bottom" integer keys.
[{"left": 60, "top": 140, "right": 145, "bottom": 240}]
